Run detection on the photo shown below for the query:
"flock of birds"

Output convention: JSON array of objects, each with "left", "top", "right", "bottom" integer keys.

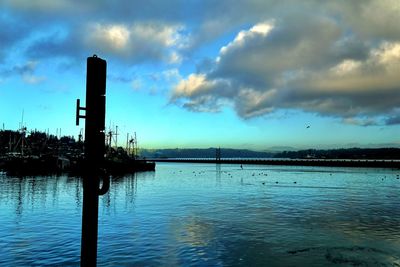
[
  {"left": 174, "top": 168, "right": 293, "bottom": 185},
  {"left": 172, "top": 168, "right": 400, "bottom": 185}
]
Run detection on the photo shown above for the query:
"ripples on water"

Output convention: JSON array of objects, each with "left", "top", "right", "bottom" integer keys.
[{"left": 0, "top": 163, "right": 400, "bottom": 266}]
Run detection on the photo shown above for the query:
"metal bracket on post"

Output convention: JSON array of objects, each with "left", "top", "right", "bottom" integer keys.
[{"left": 76, "top": 99, "right": 86, "bottom": 126}]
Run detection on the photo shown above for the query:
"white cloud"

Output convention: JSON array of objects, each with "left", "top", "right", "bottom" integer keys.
[
  {"left": 168, "top": 51, "right": 182, "bottom": 64},
  {"left": 22, "top": 74, "right": 46, "bottom": 84},
  {"left": 330, "top": 60, "right": 361, "bottom": 76},
  {"left": 84, "top": 22, "right": 186, "bottom": 63},
  {"left": 373, "top": 42, "right": 400, "bottom": 65},
  {"left": 89, "top": 24, "right": 130, "bottom": 51},
  {"left": 232, "top": 21, "right": 273, "bottom": 44},
  {"left": 131, "top": 79, "right": 142, "bottom": 91},
  {"left": 162, "top": 68, "right": 181, "bottom": 82},
  {"left": 218, "top": 21, "right": 274, "bottom": 62},
  {"left": 173, "top": 74, "right": 209, "bottom": 97}
]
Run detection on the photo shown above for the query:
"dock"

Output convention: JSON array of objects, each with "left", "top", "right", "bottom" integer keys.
[{"left": 150, "top": 158, "right": 400, "bottom": 169}]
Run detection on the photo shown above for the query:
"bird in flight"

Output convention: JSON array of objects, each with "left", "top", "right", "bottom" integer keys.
[{"left": 306, "top": 125, "right": 310, "bottom": 128}]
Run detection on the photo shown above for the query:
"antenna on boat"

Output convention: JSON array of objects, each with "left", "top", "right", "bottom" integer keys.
[
  {"left": 78, "top": 128, "right": 83, "bottom": 143},
  {"left": 9, "top": 132, "right": 12, "bottom": 152},
  {"left": 126, "top": 133, "right": 129, "bottom": 152},
  {"left": 134, "top": 131, "right": 138, "bottom": 159},
  {"left": 21, "top": 109, "right": 24, "bottom": 129},
  {"left": 126, "top": 132, "right": 137, "bottom": 158}
]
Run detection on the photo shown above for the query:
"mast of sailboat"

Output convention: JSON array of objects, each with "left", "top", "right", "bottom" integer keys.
[
  {"left": 126, "top": 133, "right": 129, "bottom": 153},
  {"left": 9, "top": 132, "right": 12, "bottom": 153},
  {"left": 20, "top": 110, "right": 25, "bottom": 156},
  {"left": 115, "top": 125, "right": 118, "bottom": 147},
  {"left": 107, "top": 126, "right": 112, "bottom": 148},
  {"left": 78, "top": 128, "right": 83, "bottom": 143},
  {"left": 134, "top": 131, "right": 137, "bottom": 159}
]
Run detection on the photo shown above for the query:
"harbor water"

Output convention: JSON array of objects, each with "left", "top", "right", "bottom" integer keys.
[{"left": 0, "top": 163, "right": 399, "bottom": 266}]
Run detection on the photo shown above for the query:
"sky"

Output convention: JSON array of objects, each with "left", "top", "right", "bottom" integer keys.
[{"left": 0, "top": 0, "right": 399, "bottom": 150}]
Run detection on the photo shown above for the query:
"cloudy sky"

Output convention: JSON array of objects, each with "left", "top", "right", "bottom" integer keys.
[{"left": 0, "top": 0, "right": 399, "bottom": 150}]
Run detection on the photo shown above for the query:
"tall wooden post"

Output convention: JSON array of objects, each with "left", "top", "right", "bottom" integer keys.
[{"left": 76, "top": 55, "right": 110, "bottom": 266}]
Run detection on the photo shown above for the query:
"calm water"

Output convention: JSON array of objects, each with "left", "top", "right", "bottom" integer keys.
[{"left": 1, "top": 163, "right": 400, "bottom": 266}]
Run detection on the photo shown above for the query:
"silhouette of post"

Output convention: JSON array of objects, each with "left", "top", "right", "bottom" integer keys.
[{"left": 76, "top": 55, "right": 110, "bottom": 266}]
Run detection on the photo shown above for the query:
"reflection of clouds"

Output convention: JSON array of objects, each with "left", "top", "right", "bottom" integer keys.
[
  {"left": 171, "top": 216, "right": 214, "bottom": 248},
  {"left": 167, "top": 215, "right": 227, "bottom": 265},
  {"left": 168, "top": 213, "right": 280, "bottom": 266}
]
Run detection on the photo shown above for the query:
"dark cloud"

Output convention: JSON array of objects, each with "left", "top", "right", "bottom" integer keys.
[
  {"left": 2, "top": 0, "right": 194, "bottom": 65},
  {"left": 0, "top": 61, "right": 46, "bottom": 84},
  {"left": 4, "top": 0, "right": 400, "bottom": 62},
  {"left": 24, "top": 22, "right": 187, "bottom": 66},
  {"left": 329, "top": 0, "right": 400, "bottom": 41},
  {"left": 26, "top": 30, "right": 83, "bottom": 59},
  {"left": 2, "top": 0, "right": 400, "bottom": 124},
  {"left": 172, "top": 1, "right": 400, "bottom": 124},
  {"left": 3, "top": 0, "right": 191, "bottom": 22}
]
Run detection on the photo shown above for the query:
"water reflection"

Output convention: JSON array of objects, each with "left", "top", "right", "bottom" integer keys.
[
  {"left": 1, "top": 165, "right": 400, "bottom": 266},
  {"left": 101, "top": 174, "right": 140, "bottom": 213},
  {"left": 0, "top": 172, "right": 148, "bottom": 223},
  {"left": 75, "top": 179, "right": 81, "bottom": 207},
  {"left": 215, "top": 163, "right": 221, "bottom": 186}
]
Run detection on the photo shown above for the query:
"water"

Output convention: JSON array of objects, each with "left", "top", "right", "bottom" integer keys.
[{"left": 1, "top": 163, "right": 400, "bottom": 266}]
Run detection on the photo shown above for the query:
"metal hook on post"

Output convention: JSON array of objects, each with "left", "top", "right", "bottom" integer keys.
[{"left": 98, "top": 171, "right": 110, "bottom": 196}]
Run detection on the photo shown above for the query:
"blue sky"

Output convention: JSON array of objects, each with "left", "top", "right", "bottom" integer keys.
[{"left": 0, "top": 0, "right": 399, "bottom": 150}]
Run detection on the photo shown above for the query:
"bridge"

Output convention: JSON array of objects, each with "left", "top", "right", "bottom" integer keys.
[{"left": 149, "top": 158, "right": 400, "bottom": 169}]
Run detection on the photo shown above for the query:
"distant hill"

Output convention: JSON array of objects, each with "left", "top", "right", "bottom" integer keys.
[
  {"left": 2, "top": 129, "right": 398, "bottom": 160},
  {"left": 264, "top": 146, "right": 296, "bottom": 152},
  {"left": 140, "top": 148, "right": 274, "bottom": 159},
  {"left": 274, "top": 148, "right": 400, "bottom": 159},
  {"left": 140, "top": 147, "right": 400, "bottom": 160}
]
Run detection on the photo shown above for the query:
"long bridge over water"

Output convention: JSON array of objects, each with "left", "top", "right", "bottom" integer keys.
[{"left": 150, "top": 158, "right": 400, "bottom": 169}]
